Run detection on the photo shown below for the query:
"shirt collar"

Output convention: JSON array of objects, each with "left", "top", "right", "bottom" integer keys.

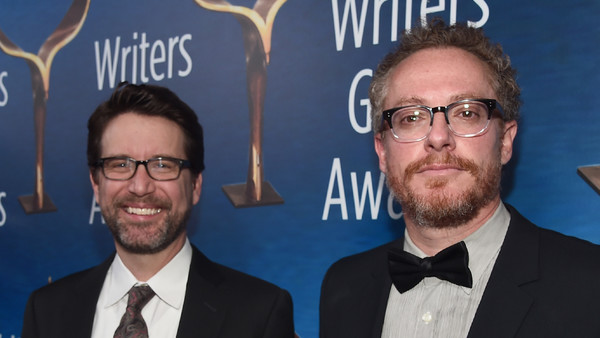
[
  {"left": 103, "top": 238, "right": 193, "bottom": 309},
  {"left": 462, "top": 203, "right": 510, "bottom": 287},
  {"left": 403, "top": 203, "right": 510, "bottom": 292}
]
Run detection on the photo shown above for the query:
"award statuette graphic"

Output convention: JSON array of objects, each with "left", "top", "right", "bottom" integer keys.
[
  {"left": 0, "top": 0, "right": 90, "bottom": 213},
  {"left": 578, "top": 165, "right": 600, "bottom": 195},
  {"left": 195, "top": 0, "right": 286, "bottom": 207}
]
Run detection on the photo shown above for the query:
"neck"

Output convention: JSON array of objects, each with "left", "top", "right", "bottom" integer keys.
[
  {"left": 404, "top": 198, "right": 501, "bottom": 256},
  {"left": 115, "top": 233, "right": 187, "bottom": 282}
]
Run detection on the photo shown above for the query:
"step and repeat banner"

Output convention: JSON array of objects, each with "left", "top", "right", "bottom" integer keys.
[{"left": 1, "top": 0, "right": 599, "bottom": 336}]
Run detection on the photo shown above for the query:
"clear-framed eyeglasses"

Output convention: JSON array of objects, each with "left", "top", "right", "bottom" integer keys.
[
  {"left": 380, "top": 99, "right": 504, "bottom": 143},
  {"left": 95, "top": 156, "right": 192, "bottom": 181}
]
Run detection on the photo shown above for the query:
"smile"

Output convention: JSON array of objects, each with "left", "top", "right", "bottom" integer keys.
[{"left": 126, "top": 207, "right": 162, "bottom": 216}]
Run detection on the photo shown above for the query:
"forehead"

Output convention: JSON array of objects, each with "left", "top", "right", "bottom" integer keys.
[
  {"left": 100, "top": 112, "right": 186, "bottom": 158},
  {"left": 385, "top": 47, "right": 496, "bottom": 106}
]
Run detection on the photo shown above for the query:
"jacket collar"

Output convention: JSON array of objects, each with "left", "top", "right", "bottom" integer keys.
[
  {"left": 76, "top": 246, "right": 229, "bottom": 338},
  {"left": 370, "top": 205, "right": 539, "bottom": 337},
  {"left": 467, "top": 204, "right": 539, "bottom": 337},
  {"left": 176, "top": 245, "right": 229, "bottom": 338},
  {"left": 72, "top": 253, "right": 116, "bottom": 337}
]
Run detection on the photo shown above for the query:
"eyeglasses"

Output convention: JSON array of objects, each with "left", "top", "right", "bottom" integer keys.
[
  {"left": 381, "top": 99, "right": 504, "bottom": 143},
  {"left": 95, "top": 156, "right": 191, "bottom": 181}
]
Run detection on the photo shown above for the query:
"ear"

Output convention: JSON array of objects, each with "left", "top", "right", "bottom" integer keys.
[
  {"left": 89, "top": 170, "right": 100, "bottom": 204},
  {"left": 191, "top": 173, "right": 203, "bottom": 205},
  {"left": 500, "top": 120, "right": 518, "bottom": 165},
  {"left": 374, "top": 132, "right": 388, "bottom": 173}
]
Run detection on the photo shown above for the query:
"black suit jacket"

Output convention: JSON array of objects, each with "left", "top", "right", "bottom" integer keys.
[
  {"left": 320, "top": 205, "right": 600, "bottom": 337},
  {"left": 22, "top": 245, "right": 295, "bottom": 338}
]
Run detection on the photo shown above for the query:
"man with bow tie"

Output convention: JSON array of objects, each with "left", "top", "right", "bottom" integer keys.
[{"left": 319, "top": 19, "right": 600, "bottom": 338}]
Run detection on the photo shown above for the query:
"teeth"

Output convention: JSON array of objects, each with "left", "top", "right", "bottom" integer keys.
[{"left": 126, "top": 207, "right": 162, "bottom": 215}]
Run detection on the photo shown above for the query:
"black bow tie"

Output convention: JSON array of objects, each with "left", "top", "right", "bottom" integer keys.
[{"left": 388, "top": 241, "right": 473, "bottom": 293}]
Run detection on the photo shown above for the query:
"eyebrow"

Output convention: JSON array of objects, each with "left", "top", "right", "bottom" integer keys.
[
  {"left": 390, "top": 94, "right": 483, "bottom": 107},
  {"left": 101, "top": 154, "right": 181, "bottom": 160}
]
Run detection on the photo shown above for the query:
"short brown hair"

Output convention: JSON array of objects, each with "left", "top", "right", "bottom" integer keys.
[
  {"left": 369, "top": 19, "right": 520, "bottom": 132},
  {"left": 87, "top": 82, "right": 205, "bottom": 180}
]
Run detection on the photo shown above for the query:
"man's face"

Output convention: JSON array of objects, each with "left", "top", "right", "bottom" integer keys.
[
  {"left": 375, "top": 47, "right": 517, "bottom": 228},
  {"left": 90, "top": 112, "right": 202, "bottom": 254}
]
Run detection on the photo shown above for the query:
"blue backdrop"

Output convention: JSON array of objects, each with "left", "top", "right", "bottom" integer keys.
[{"left": 1, "top": 1, "right": 599, "bottom": 337}]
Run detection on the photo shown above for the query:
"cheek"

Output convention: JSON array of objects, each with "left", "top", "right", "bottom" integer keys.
[
  {"left": 166, "top": 182, "right": 194, "bottom": 207},
  {"left": 491, "top": 132, "right": 505, "bottom": 162},
  {"left": 96, "top": 180, "right": 130, "bottom": 203},
  {"left": 96, "top": 185, "right": 116, "bottom": 205},
  {"left": 386, "top": 144, "right": 418, "bottom": 171},
  {"left": 475, "top": 143, "right": 503, "bottom": 170},
  {"left": 382, "top": 152, "right": 413, "bottom": 184}
]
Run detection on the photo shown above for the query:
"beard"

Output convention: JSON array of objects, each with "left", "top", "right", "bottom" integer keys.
[
  {"left": 387, "top": 150, "right": 502, "bottom": 229},
  {"left": 102, "top": 195, "right": 190, "bottom": 254}
]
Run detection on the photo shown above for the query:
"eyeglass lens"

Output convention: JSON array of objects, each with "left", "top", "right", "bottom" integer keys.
[
  {"left": 390, "top": 100, "right": 491, "bottom": 141},
  {"left": 102, "top": 157, "right": 182, "bottom": 181}
]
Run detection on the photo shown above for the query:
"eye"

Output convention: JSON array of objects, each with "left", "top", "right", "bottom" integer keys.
[
  {"left": 153, "top": 159, "right": 176, "bottom": 171},
  {"left": 109, "top": 159, "right": 128, "bottom": 168},
  {"left": 451, "top": 103, "right": 486, "bottom": 122},
  {"left": 403, "top": 114, "right": 420, "bottom": 123},
  {"left": 459, "top": 110, "right": 477, "bottom": 118},
  {"left": 103, "top": 158, "right": 132, "bottom": 172},
  {"left": 394, "top": 109, "right": 429, "bottom": 126}
]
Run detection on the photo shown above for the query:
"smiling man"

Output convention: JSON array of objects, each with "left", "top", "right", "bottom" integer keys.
[
  {"left": 22, "top": 83, "right": 295, "bottom": 338},
  {"left": 320, "top": 20, "right": 600, "bottom": 338}
]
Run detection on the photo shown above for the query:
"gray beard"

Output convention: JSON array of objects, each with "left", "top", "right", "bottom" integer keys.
[{"left": 103, "top": 200, "right": 190, "bottom": 254}]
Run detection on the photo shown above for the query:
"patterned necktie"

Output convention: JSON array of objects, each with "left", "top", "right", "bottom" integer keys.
[
  {"left": 114, "top": 285, "right": 155, "bottom": 338},
  {"left": 388, "top": 241, "right": 473, "bottom": 293}
]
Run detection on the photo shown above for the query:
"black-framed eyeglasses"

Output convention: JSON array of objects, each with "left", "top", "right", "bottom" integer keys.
[
  {"left": 381, "top": 99, "right": 504, "bottom": 143},
  {"left": 95, "top": 156, "right": 191, "bottom": 181}
]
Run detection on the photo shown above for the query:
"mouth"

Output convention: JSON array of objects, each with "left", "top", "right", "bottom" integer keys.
[
  {"left": 125, "top": 207, "right": 162, "bottom": 216},
  {"left": 417, "top": 163, "right": 464, "bottom": 174}
]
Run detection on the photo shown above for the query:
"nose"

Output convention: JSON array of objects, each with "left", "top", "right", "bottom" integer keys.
[
  {"left": 127, "top": 163, "right": 156, "bottom": 196},
  {"left": 425, "top": 111, "right": 455, "bottom": 151}
]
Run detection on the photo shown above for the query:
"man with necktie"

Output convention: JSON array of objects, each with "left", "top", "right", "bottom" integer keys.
[
  {"left": 22, "top": 83, "right": 295, "bottom": 338},
  {"left": 319, "top": 19, "right": 600, "bottom": 337}
]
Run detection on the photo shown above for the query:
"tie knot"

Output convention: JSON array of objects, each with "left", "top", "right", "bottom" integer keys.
[
  {"left": 127, "top": 285, "right": 155, "bottom": 310},
  {"left": 420, "top": 257, "right": 434, "bottom": 272}
]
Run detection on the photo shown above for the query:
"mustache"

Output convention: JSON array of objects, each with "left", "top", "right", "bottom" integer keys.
[
  {"left": 113, "top": 195, "right": 171, "bottom": 209},
  {"left": 404, "top": 152, "right": 479, "bottom": 179}
]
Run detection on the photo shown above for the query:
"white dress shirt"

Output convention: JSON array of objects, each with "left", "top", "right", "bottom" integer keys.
[
  {"left": 381, "top": 203, "right": 511, "bottom": 338},
  {"left": 91, "top": 238, "right": 192, "bottom": 338}
]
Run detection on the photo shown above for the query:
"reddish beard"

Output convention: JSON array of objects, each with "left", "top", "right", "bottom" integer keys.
[{"left": 387, "top": 151, "right": 502, "bottom": 229}]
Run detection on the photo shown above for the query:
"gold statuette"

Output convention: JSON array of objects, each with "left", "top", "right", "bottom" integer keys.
[
  {"left": 0, "top": 0, "right": 90, "bottom": 213},
  {"left": 578, "top": 165, "right": 600, "bottom": 195},
  {"left": 195, "top": 0, "right": 286, "bottom": 207}
]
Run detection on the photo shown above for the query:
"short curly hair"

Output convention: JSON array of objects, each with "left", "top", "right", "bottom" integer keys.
[{"left": 369, "top": 19, "right": 520, "bottom": 132}]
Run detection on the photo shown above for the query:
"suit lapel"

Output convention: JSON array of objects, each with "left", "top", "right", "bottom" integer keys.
[
  {"left": 176, "top": 246, "right": 228, "bottom": 338},
  {"left": 67, "top": 248, "right": 227, "bottom": 337},
  {"left": 368, "top": 241, "right": 401, "bottom": 337},
  {"left": 69, "top": 254, "right": 115, "bottom": 337},
  {"left": 338, "top": 240, "right": 400, "bottom": 337},
  {"left": 468, "top": 205, "right": 539, "bottom": 337}
]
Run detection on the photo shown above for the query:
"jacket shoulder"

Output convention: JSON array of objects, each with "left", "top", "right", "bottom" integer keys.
[
  {"left": 507, "top": 204, "right": 600, "bottom": 270},
  {"left": 27, "top": 258, "right": 109, "bottom": 304},
  {"left": 22, "top": 258, "right": 111, "bottom": 338},
  {"left": 325, "top": 240, "right": 399, "bottom": 278},
  {"left": 183, "top": 247, "right": 295, "bottom": 337},
  {"left": 212, "top": 260, "right": 290, "bottom": 296},
  {"left": 536, "top": 225, "right": 600, "bottom": 272}
]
